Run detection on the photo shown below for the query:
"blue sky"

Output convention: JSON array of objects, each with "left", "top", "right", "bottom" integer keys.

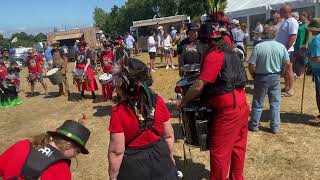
[{"left": 0, "top": 0, "right": 126, "bottom": 36}]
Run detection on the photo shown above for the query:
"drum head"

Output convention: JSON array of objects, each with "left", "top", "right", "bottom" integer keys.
[
  {"left": 99, "top": 73, "right": 112, "bottom": 81},
  {"left": 181, "top": 64, "right": 200, "bottom": 72},
  {"left": 46, "top": 68, "right": 59, "bottom": 76}
]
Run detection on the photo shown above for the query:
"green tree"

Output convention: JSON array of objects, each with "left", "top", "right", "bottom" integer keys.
[
  {"left": 93, "top": 7, "right": 107, "bottom": 30},
  {"left": 34, "top": 33, "right": 47, "bottom": 42}
]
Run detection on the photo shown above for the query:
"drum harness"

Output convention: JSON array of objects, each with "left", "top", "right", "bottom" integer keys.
[{"left": 8, "top": 143, "right": 70, "bottom": 180}]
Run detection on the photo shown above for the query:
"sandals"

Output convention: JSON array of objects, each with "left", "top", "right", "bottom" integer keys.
[{"left": 281, "top": 91, "right": 294, "bottom": 97}]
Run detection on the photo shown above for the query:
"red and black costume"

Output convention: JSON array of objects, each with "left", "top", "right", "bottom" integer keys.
[
  {"left": 25, "top": 54, "right": 44, "bottom": 75},
  {"left": 75, "top": 50, "right": 98, "bottom": 92},
  {"left": 0, "top": 140, "right": 71, "bottom": 180},
  {"left": 109, "top": 96, "right": 177, "bottom": 179},
  {"left": 195, "top": 19, "right": 249, "bottom": 179},
  {"left": 200, "top": 49, "right": 249, "bottom": 180},
  {"left": 100, "top": 50, "right": 113, "bottom": 100}
]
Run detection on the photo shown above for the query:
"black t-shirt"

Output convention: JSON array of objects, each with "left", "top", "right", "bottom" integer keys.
[{"left": 178, "top": 38, "right": 202, "bottom": 66}]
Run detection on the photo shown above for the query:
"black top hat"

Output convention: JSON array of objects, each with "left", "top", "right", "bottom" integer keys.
[{"left": 47, "top": 120, "right": 91, "bottom": 154}]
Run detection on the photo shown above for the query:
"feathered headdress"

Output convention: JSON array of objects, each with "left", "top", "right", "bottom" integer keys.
[{"left": 207, "top": 0, "right": 228, "bottom": 22}]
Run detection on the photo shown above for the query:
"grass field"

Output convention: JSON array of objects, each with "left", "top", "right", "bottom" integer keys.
[{"left": 0, "top": 50, "right": 320, "bottom": 180}]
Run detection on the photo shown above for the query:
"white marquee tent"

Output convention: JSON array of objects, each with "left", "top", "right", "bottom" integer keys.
[
  {"left": 226, "top": 0, "right": 317, "bottom": 18},
  {"left": 226, "top": 0, "right": 319, "bottom": 40}
]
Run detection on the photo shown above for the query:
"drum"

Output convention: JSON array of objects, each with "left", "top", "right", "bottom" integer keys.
[
  {"left": 181, "top": 106, "right": 199, "bottom": 146},
  {"left": 180, "top": 102, "right": 213, "bottom": 151},
  {"left": 98, "top": 73, "right": 112, "bottom": 85},
  {"left": 46, "top": 68, "right": 63, "bottom": 85},
  {"left": 175, "top": 73, "right": 199, "bottom": 96},
  {"left": 181, "top": 64, "right": 200, "bottom": 77},
  {"left": 73, "top": 69, "right": 85, "bottom": 83}
]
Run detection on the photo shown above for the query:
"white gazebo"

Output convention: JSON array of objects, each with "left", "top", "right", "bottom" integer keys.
[{"left": 226, "top": 0, "right": 319, "bottom": 40}]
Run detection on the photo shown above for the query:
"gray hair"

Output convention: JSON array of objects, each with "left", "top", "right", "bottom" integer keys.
[{"left": 262, "top": 26, "right": 277, "bottom": 40}]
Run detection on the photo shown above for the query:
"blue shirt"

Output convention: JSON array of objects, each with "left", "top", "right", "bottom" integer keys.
[
  {"left": 125, "top": 35, "right": 135, "bottom": 49},
  {"left": 44, "top": 47, "right": 53, "bottom": 61},
  {"left": 308, "top": 34, "right": 320, "bottom": 70},
  {"left": 249, "top": 40, "right": 289, "bottom": 74}
]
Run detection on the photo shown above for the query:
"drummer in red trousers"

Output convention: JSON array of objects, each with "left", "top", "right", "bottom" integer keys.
[
  {"left": 25, "top": 49, "right": 48, "bottom": 97},
  {"left": 177, "top": 22, "right": 249, "bottom": 180},
  {"left": 74, "top": 41, "right": 98, "bottom": 100},
  {"left": 99, "top": 42, "right": 114, "bottom": 101}
]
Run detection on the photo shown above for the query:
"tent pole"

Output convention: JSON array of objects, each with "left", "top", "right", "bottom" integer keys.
[{"left": 316, "top": 0, "right": 320, "bottom": 17}]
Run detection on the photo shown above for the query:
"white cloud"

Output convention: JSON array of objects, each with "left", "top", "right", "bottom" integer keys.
[{"left": 17, "top": 27, "right": 27, "bottom": 31}]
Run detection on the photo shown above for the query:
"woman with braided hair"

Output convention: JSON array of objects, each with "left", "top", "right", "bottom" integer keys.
[{"left": 108, "top": 58, "right": 177, "bottom": 180}]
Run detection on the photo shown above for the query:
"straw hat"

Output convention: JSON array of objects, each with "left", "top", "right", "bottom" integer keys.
[{"left": 308, "top": 18, "right": 320, "bottom": 32}]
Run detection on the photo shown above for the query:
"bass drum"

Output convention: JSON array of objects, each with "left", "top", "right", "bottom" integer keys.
[{"left": 46, "top": 68, "right": 63, "bottom": 85}]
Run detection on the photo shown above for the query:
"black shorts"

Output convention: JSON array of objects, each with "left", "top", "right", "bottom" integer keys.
[{"left": 149, "top": 52, "right": 156, "bottom": 59}]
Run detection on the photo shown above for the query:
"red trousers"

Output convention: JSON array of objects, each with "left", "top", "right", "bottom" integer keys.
[
  {"left": 102, "top": 82, "right": 113, "bottom": 100},
  {"left": 209, "top": 102, "right": 249, "bottom": 180}
]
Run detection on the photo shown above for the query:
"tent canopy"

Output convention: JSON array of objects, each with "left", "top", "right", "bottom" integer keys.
[{"left": 226, "top": 0, "right": 316, "bottom": 17}]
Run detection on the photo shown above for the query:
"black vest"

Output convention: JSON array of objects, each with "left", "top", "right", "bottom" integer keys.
[
  {"left": 202, "top": 51, "right": 247, "bottom": 97},
  {"left": 9, "top": 143, "right": 70, "bottom": 180}
]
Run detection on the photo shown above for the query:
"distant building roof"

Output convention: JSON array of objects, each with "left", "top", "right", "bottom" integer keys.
[{"left": 132, "top": 15, "right": 188, "bottom": 28}]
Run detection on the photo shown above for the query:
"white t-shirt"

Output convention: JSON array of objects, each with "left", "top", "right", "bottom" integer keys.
[
  {"left": 275, "top": 17, "right": 299, "bottom": 52},
  {"left": 148, "top": 36, "right": 157, "bottom": 52},
  {"left": 253, "top": 24, "right": 264, "bottom": 41},
  {"left": 163, "top": 35, "right": 172, "bottom": 49}
]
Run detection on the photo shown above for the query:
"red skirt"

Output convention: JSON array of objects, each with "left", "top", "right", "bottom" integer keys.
[{"left": 76, "top": 64, "right": 98, "bottom": 92}]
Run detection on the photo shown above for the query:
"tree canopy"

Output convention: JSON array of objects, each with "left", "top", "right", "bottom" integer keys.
[
  {"left": 93, "top": 0, "right": 214, "bottom": 35},
  {"left": 0, "top": 32, "right": 47, "bottom": 49}
]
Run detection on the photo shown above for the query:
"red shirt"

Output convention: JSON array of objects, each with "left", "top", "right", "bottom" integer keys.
[
  {"left": 25, "top": 55, "right": 44, "bottom": 74},
  {"left": 200, "top": 50, "right": 247, "bottom": 109},
  {"left": 0, "top": 63, "right": 8, "bottom": 80},
  {"left": 0, "top": 139, "right": 71, "bottom": 180},
  {"left": 109, "top": 96, "right": 170, "bottom": 147},
  {"left": 100, "top": 51, "right": 113, "bottom": 73}
]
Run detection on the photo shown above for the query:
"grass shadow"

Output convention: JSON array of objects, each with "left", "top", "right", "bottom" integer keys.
[
  {"left": 174, "top": 155, "right": 210, "bottom": 180},
  {"left": 253, "top": 110, "right": 319, "bottom": 128},
  {"left": 24, "top": 92, "right": 40, "bottom": 97},
  {"left": 92, "top": 105, "right": 113, "bottom": 117}
]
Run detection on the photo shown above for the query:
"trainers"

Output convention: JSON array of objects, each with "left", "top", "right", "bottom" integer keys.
[
  {"left": 171, "top": 65, "right": 176, "bottom": 69},
  {"left": 248, "top": 126, "right": 259, "bottom": 132},
  {"left": 166, "top": 65, "right": 169, "bottom": 69},
  {"left": 151, "top": 68, "right": 156, "bottom": 73}
]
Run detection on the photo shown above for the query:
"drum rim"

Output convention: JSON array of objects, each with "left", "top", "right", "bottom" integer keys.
[
  {"left": 46, "top": 68, "right": 59, "bottom": 75},
  {"left": 99, "top": 73, "right": 112, "bottom": 81}
]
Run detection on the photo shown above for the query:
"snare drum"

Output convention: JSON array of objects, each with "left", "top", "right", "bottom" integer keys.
[
  {"left": 73, "top": 69, "right": 85, "bottom": 83},
  {"left": 98, "top": 73, "right": 112, "bottom": 85},
  {"left": 175, "top": 73, "right": 199, "bottom": 96},
  {"left": 181, "top": 64, "right": 200, "bottom": 77}
]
